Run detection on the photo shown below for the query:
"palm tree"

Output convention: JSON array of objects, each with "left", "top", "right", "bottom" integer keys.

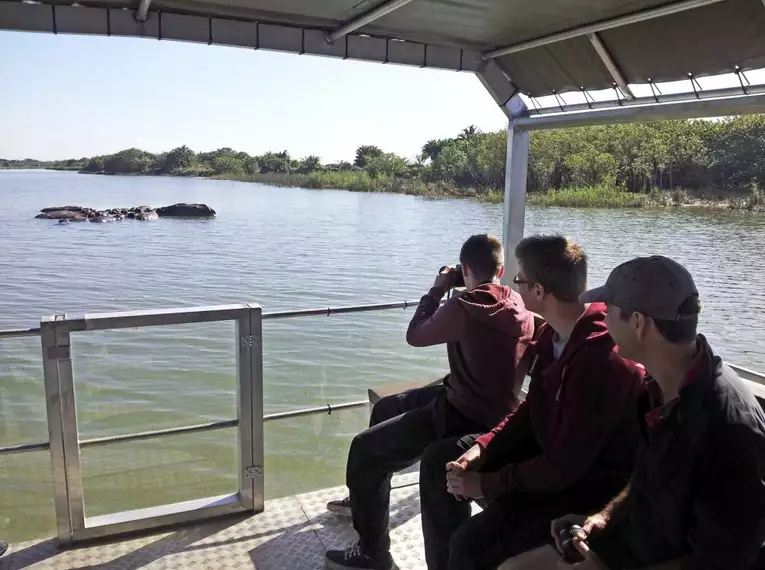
[
  {"left": 457, "top": 125, "right": 480, "bottom": 141},
  {"left": 301, "top": 155, "right": 321, "bottom": 172},
  {"left": 420, "top": 139, "right": 447, "bottom": 162}
]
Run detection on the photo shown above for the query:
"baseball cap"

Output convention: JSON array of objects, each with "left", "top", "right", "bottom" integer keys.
[{"left": 580, "top": 256, "right": 699, "bottom": 321}]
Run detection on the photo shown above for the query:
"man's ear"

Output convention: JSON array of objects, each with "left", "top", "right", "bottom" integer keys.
[
  {"left": 634, "top": 312, "right": 648, "bottom": 340},
  {"left": 497, "top": 265, "right": 505, "bottom": 280}
]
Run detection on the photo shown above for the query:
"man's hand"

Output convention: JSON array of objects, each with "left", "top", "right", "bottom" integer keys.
[
  {"left": 444, "top": 445, "right": 483, "bottom": 501},
  {"left": 449, "top": 444, "right": 483, "bottom": 473},
  {"left": 581, "top": 513, "right": 609, "bottom": 537},
  {"left": 551, "top": 513, "right": 609, "bottom": 554},
  {"left": 445, "top": 469, "right": 484, "bottom": 500},
  {"left": 551, "top": 514, "right": 587, "bottom": 553},
  {"left": 433, "top": 265, "right": 457, "bottom": 291}
]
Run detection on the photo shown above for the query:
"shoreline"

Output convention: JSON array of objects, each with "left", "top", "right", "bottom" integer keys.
[
  {"left": 202, "top": 172, "right": 765, "bottom": 212},
  {"left": 4, "top": 117, "right": 765, "bottom": 213},
  {"left": 5, "top": 168, "right": 764, "bottom": 212}
]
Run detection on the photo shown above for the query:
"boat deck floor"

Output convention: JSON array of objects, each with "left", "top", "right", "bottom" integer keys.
[{"left": 2, "top": 472, "right": 470, "bottom": 570}]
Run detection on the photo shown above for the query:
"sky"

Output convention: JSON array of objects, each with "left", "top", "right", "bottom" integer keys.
[{"left": 0, "top": 30, "right": 508, "bottom": 163}]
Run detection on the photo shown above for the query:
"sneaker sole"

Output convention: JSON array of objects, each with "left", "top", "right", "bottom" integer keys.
[
  {"left": 325, "top": 558, "right": 393, "bottom": 570},
  {"left": 326, "top": 505, "right": 352, "bottom": 517}
]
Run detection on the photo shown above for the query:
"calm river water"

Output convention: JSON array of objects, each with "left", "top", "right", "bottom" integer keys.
[{"left": 1, "top": 170, "right": 763, "bottom": 541}]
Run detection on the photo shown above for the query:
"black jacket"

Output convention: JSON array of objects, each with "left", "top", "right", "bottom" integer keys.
[{"left": 605, "top": 335, "right": 765, "bottom": 570}]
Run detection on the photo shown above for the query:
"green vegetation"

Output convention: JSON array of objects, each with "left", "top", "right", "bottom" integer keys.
[
  {"left": 525, "top": 185, "right": 762, "bottom": 210},
  {"left": 527, "top": 185, "right": 654, "bottom": 208},
  {"left": 0, "top": 157, "right": 85, "bottom": 171},
  {"left": 4, "top": 116, "right": 765, "bottom": 210}
]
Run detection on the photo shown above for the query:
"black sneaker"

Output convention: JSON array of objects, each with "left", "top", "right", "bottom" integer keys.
[
  {"left": 0, "top": 541, "right": 7, "bottom": 557},
  {"left": 325, "top": 542, "right": 393, "bottom": 570},
  {"left": 326, "top": 496, "right": 352, "bottom": 517}
]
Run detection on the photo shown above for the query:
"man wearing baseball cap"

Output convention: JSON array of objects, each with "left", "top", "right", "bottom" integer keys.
[{"left": 499, "top": 255, "right": 765, "bottom": 570}]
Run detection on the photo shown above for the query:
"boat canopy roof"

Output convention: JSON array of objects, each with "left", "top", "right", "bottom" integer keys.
[{"left": 2, "top": 0, "right": 765, "bottom": 110}]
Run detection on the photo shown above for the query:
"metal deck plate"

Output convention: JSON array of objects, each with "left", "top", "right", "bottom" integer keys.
[{"left": 1, "top": 473, "right": 465, "bottom": 570}]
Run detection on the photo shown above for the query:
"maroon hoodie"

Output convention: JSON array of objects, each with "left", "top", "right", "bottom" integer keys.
[
  {"left": 407, "top": 283, "right": 535, "bottom": 428},
  {"left": 475, "top": 302, "right": 646, "bottom": 501}
]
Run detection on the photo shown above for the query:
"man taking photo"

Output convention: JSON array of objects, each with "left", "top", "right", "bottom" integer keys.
[{"left": 325, "top": 234, "right": 535, "bottom": 570}]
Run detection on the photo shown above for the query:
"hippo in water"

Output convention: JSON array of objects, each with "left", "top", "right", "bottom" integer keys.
[
  {"left": 37, "top": 203, "right": 214, "bottom": 222},
  {"left": 155, "top": 203, "right": 216, "bottom": 218},
  {"left": 89, "top": 215, "right": 117, "bottom": 223},
  {"left": 57, "top": 216, "right": 88, "bottom": 223}
]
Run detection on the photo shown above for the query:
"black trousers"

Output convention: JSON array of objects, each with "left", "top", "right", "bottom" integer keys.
[
  {"left": 420, "top": 435, "right": 629, "bottom": 570},
  {"left": 347, "top": 383, "right": 487, "bottom": 556}
]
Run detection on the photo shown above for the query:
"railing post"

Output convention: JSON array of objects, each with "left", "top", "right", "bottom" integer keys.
[
  {"left": 236, "top": 304, "right": 264, "bottom": 511},
  {"left": 502, "top": 114, "right": 530, "bottom": 287},
  {"left": 40, "top": 315, "right": 85, "bottom": 542}
]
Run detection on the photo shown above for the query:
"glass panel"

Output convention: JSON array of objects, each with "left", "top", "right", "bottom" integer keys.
[
  {"left": 0, "top": 451, "right": 55, "bottom": 542},
  {"left": 71, "top": 321, "right": 237, "bottom": 439},
  {"left": 0, "top": 335, "right": 54, "bottom": 541},
  {"left": 71, "top": 321, "right": 238, "bottom": 517},
  {"left": 262, "top": 310, "right": 448, "bottom": 414},
  {"left": 261, "top": 309, "right": 448, "bottom": 499},
  {"left": 264, "top": 404, "right": 369, "bottom": 499},
  {"left": 0, "top": 334, "right": 48, "bottom": 444},
  {"left": 80, "top": 428, "right": 237, "bottom": 518}
]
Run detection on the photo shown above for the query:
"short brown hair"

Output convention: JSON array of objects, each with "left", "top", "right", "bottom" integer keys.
[
  {"left": 459, "top": 234, "right": 504, "bottom": 281},
  {"left": 515, "top": 235, "right": 587, "bottom": 302}
]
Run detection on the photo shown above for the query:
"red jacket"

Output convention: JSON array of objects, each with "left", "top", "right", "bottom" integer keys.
[
  {"left": 476, "top": 302, "right": 646, "bottom": 501},
  {"left": 407, "top": 283, "right": 534, "bottom": 428}
]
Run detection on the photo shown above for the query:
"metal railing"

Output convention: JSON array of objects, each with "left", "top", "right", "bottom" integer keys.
[
  {"left": 0, "top": 300, "right": 421, "bottom": 458},
  {"left": 0, "top": 326, "right": 41, "bottom": 338},
  {"left": 1, "top": 299, "right": 764, "bottom": 543},
  {"left": 0, "top": 300, "right": 423, "bottom": 543}
]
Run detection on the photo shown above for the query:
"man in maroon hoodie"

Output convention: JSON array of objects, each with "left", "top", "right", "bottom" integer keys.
[
  {"left": 418, "top": 234, "right": 646, "bottom": 570},
  {"left": 325, "top": 234, "right": 535, "bottom": 570}
]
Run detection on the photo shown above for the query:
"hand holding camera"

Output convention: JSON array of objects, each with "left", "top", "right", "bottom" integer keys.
[
  {"left": 552, "top": 512, "right": 610, "bottom": 566},
  {"left": 435, "top": 264, "right": 466, "bottom": 290},
  {"left": 555, "top": 520, "right": 587, "bottom": 564}
]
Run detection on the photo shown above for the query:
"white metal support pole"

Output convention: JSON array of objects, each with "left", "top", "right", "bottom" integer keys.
[
  {"left": 502, "top": 120, "right": 530, "bottom": 288},
  {"left": 248, "top": 304, "right": 265, "bottom": 512},
  {"left": 236, "top": 311, "right": 255, "bottom": 509},
  {"left": 41, "top": 315, "right": 85, "bottom": 542},
  {"left": 237, "top": 303, "right": 264, "bottom": 512},
  {"left": 484, "top": 0, "right": 725, "bottom": 59},
  {"left": 326, "top": 0, "right": 414, "bottom": 44},
  {"left": 136, "top": 0, "right": 151, "bottom": 22},
  {"left": 515, "top": 91, "right": 765, "bottom": 130},
  {"left": 588, "top": 33, "right": 635, "bottom": 100}
]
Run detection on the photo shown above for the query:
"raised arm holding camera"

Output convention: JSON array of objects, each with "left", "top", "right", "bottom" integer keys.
[{"left": 325, "top": 234, "right": 535, "bottom": 570}]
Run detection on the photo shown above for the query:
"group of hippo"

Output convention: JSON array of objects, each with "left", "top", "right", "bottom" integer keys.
[{"left": 35, "top": 203, "right": 216, "bottom": 223}]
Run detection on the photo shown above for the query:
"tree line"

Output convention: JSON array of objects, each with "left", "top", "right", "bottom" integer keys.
[{"left": 3, "top": 115, "right": 765, "bottom": 195}]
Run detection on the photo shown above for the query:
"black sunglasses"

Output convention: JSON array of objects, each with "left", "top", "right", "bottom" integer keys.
[{"left": 513, "top": 275, "right": 535, "bottom": 286}]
